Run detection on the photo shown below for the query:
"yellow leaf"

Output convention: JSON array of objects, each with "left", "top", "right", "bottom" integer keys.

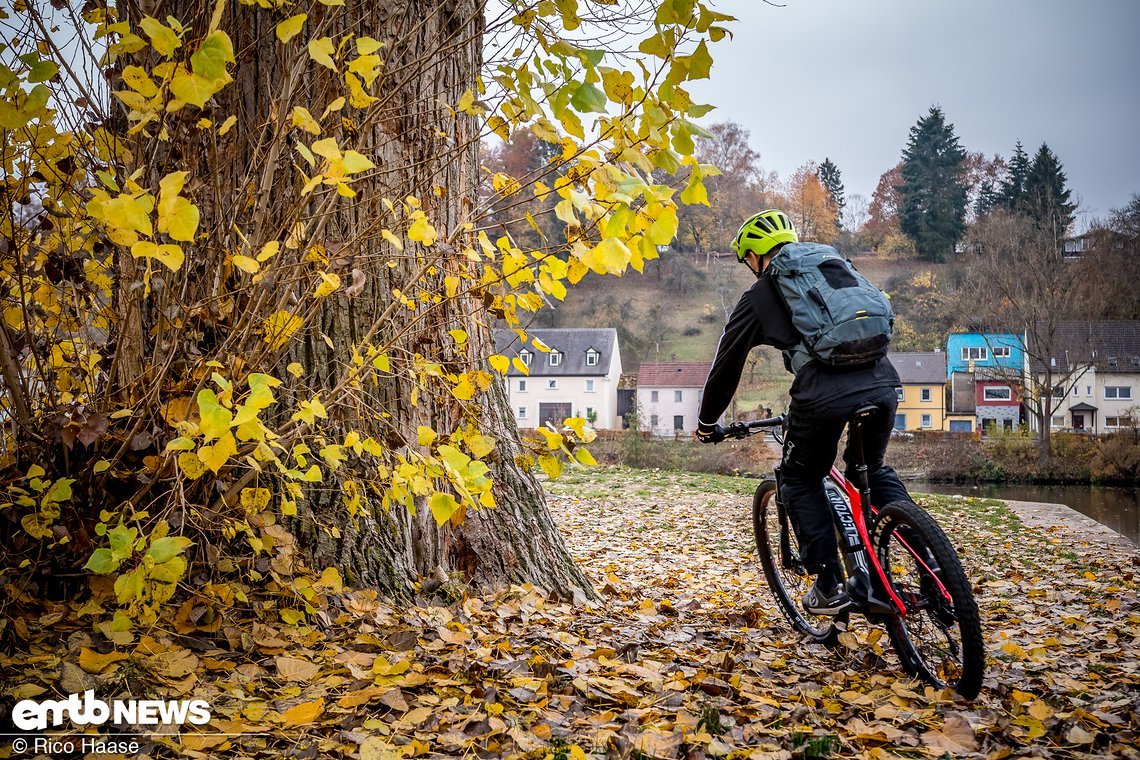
[
  {"left": 429, "top": 492, "right": 459, "bottom": 526},
  {"left": 381, "top": 228, "right": 404, "bottom": 251},
  {"left": 257, "top": 241, "right": 281, "bottom": 261},
  {"left": 315, "top": 566, "right": 343, "bottom": 592},
  {"left": 177, "top": 452, "right": 206, "bottom": 480},
  {"left": 321, "top": 97, "right": 347, "bottom": 119},
  {"left": 538, "top": 454, "right": 562, "bottom": 479},
  {"left": 198, "top": 431, "right": 237, "bottom": 473},
  {"left": 313, "top": 271, "right": 341, "bottom": 298},
  {"left": 281, "top": 698, "right": 325, "bottom": 727},
  {"left": 263, "top": 311, "right": 303, "bottom": 350},
  {"left": 467, "top": 434, "right": 495, "bottom": 459},
  {"left": 489, "top": 354, "right": 509, "bottom": 374},
  {"left": 240, "top": 488, "right": 271, "bottom": 511},
  {"left": 407, "top": 215, "right": 437, "bottom": 246},
  {"left": 288, "top": 107, "right": 319, "bottom": 136},
  {"left": 140, "top": 16, "right": 181, "bottom": 57},
  {"left": 232, "top": 255, "right": 260, "bottom": 273},
  {"left": 417, "top": 426, "right": 437, "bottom": 446},
  {"left": 78, "top": 647, "right": 129, "bottom": 674},
  {"left": 275, "top": 13, "right": 306, "bottom": 43},
  {"left": 287, "top": 362, "right": 303, "bottom": 377},
  {"left": 131, "top": 241, "right": 185, "bottom": 272},
  {"left": 307, "top": 37, "right": 336, "bottom": 70}
]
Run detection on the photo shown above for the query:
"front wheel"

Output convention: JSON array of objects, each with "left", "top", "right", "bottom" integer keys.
[
  {"left": 873, "top": 500, "right": 985, "bottom": 699},
  {"left": 752, "top": 480, "right": 843, "bottom": 646}
]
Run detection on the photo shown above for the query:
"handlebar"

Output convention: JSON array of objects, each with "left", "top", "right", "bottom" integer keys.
[{"left": 723, "top": 416, "right": 785, "bottom": 439}]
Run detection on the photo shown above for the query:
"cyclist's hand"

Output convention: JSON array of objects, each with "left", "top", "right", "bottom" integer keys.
[{"left": 695, "top": 424, "right": 726, "bottom": 444}]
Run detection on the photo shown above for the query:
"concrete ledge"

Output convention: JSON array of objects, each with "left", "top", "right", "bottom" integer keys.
[{"left": 1002, "top": 499, "right": 1139, "bottom": 557}]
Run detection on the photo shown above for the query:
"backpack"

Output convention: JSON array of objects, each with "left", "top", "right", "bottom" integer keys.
[{"left": 767, "top": 242, "right": 894, "bottom": 374}]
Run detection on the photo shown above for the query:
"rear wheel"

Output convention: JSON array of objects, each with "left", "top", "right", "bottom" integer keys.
[
  {"left": 753, "top": 480, "right": 843, "bottom": 645},
  {"left": 873, "top": 500, "right": 985, "bottom": 699}
]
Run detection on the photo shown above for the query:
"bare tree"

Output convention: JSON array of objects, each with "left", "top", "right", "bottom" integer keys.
[{"left": 966, "top": 212, "right": 1088, "bottom": 460}]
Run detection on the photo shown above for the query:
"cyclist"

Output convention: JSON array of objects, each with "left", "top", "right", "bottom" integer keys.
[{"left": 695, "top": 209, "right": 911, "bottom": 615}]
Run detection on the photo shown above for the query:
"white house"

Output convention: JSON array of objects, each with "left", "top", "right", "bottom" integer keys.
[
  {"left": 1029, "top": 320, "right": 1140, "bottom": 433},
  {"left": 493, "top": 328, "right": 622, "bottom": 429},
  {"left": 635, "top": 362, "right": 710, "bottom": 436}
]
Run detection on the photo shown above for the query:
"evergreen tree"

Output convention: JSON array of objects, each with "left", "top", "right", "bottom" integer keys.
[
  {"left": 1024, "top": 142, "right": 1077, "bottom": 237},
  {"left": 999, "top": 140, "right": 1030, "bottom": 213},
  {"left": 817, "top": 157, "right": 845, "bottom": 230},
  {"left": 974, "top": 179, "right": 1001, "bottom": 219},
  {"left": 896, "top": 106, "right": 968, "bottom": 262}
]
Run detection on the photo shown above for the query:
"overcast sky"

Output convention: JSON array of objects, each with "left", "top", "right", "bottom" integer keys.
[{"left": 686, "top": 0, "right": 1140, "bottom": 227}]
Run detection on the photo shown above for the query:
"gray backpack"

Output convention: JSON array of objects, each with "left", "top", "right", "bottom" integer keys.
[{"left": 768, "top": 242, "right": 894, "bottom": 374}]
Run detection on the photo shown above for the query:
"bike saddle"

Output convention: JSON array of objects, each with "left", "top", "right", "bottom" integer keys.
[{"left": 852, "top": 404, "right": 879, "bottom": 423}]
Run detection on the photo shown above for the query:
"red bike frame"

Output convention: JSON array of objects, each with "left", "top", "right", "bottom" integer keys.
[{"left": 828, "top": 465, "right": 954, "bottom": 615}]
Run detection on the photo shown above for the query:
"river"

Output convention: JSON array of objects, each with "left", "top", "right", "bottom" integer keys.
[{"left": 912, "top": 481, "right": 1140, "bottom": 546}]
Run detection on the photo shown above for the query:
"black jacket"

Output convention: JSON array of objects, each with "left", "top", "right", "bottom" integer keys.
[{"left": 697, "top": 269, "right": 900, "bottom": 427}]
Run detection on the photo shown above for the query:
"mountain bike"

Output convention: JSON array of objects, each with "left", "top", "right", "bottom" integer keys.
[{"left": 720, "top": 408, "right": 984, "bottom": 699}]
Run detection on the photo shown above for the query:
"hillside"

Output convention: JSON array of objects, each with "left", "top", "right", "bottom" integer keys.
[{"left": 523, "top": 251, "right": 949, "bottom": 413}]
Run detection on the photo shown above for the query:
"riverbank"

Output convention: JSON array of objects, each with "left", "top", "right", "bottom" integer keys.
[{"left": 888, "top": 429, "right": 1140, "bottom": 485}]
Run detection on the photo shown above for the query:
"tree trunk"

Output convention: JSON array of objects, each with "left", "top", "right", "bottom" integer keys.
[{"left": 150, "top": 0, "right": 593, "bottom": 599}]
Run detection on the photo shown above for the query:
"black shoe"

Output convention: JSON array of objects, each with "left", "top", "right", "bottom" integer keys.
[{"left": 802, "top": 581, "right": 851, "bottom": 616}]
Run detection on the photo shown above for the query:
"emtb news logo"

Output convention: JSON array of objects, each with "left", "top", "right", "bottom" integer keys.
[{"left": 12, "top": 690, "right": 211, "bottom": 730}]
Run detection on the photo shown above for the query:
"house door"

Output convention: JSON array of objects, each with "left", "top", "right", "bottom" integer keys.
[
  {"left": 538, "top": 402, "right": 572, "bottom": 427},
  {"left": 1072, "top": 413, "right": 1085, "bottom": 430}
]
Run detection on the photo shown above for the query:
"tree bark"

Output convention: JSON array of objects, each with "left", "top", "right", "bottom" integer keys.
[{"left": 148, "top": 0, "right": 593, "bottom": 598}]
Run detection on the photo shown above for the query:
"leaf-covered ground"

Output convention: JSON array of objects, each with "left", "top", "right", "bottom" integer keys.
[{"left": 3, "top": 467, "right": 1139, "bottom": 759}]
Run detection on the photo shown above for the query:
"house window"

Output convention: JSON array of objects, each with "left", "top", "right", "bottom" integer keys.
[
  {"left": 650, "top": 414, "right": 659, "bottom": 428},
  {"left": 549, "top": 351, "right": 561, "bottom": 367},
  {"left": 585, "top": 379, "right": 595, "bottom": 392},
  {"left": 547, "top": 379, "right": 557, "bottom": 390},
  {"left": 1086, "top": 385, "right": 1092, "bottom": 397},
  {"left": 1072, "top": 386, "right": 1079, "bottom": 397},
  {"left": 896, "top": 388, "right": 904, "bottom": 402},
  {"left": 894, "top": 414, "right": 906, "bottom": 430},
  {"left": 961, "top": 346, "right": 988, "bottom": 362},
  {"left": 1105, "top": 386, "right": 1132, "bottom": 400},
  {"left": 921, "top": 388, "right": 932, "bottom": 402},
  {"left": 673, "top": 415, "right": 684, "bottom": 430},
  {"left": 1106, "top": 416, "right": 1133, "bottom": 428},
  {"left": 585, "top": 350, "right": 599, "bottom": 367},
  {"left": 518, "top": 380, "right": 527, "bottom": 392},
  {"left": 983, "top": 386, "right": 1012, "bottom": 401},
  {"left": 921, "top": 414, "right": 932, "bottom": 429},
  {"left": 993, "top": 346, "right": 1011, "bottom": 358},
  {"left": 674, "top": 390, "right": 683, "bottom": 403},
  {"left": 586, "top": 406, "right": 595, "bottom": 420},
  {"left": 1051, "top": 416, "right": 1065, "bottom": 428},
  {"left": 517, "top": 406, "right": 527, "bottom": 419},
  {"left": 651, "top": 390, "right": 659, "bottom": 403},
  {"left": 519, "top": 350, "right": 532, "bottom": 367}
]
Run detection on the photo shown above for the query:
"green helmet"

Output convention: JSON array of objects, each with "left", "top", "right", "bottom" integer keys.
[{"left": 731, "top": 209, "right": 798, "bottom": 261}]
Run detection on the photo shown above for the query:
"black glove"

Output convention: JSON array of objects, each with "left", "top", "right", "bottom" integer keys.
[{"left": 695, "top": 424, "right": 726, "bottom": 444}]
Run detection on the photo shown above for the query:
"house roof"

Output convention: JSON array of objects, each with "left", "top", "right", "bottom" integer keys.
[
  {"left": 1029, "top": 320, "right": 1140, "bottom": 374},
  {"left": 492, "top": 328, "right": 617, "bottom": 376},
  {"left": 1070, "top": 402, "right": 1098, "bottom": 412},
  {"left": 888, "top": 352, "right": 946, "bottom": 385},
  {"left": 637, "top": 362, "right": 709, "bottom": 388}
]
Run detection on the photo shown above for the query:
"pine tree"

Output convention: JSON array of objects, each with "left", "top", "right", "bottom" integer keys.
[
  {"left": 896, "top": 106, "right": 968, "bottom": 262},
  {"left": 817, "top": 157, "right": 845, "bottom": 231},
  {"left": 1024, "top": 143, "right": 1077, "bottom": 237},
  {"left": 974, "top": 180, "right": 1002, "bottom": 219},
  {"left": 999, "top": 140, "right": 1030, "bottom": 213}
]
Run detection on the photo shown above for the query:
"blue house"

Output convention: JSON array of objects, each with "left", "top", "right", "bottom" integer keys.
[{"left": 945, "top": 332, "right": 1024, "bottom": 376}]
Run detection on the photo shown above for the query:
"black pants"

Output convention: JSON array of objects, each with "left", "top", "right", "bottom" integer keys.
[{"left": 779, "top": 386, "right": 911, "bottom": 576}]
